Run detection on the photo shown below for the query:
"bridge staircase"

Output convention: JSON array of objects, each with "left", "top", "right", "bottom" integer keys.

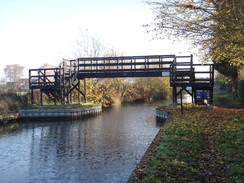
[
  {"left": 29, "top": 60, "right": 85, "bottom": 104},
  {"left": 170, "top": 55, "right": 214, "bottom": 105}
]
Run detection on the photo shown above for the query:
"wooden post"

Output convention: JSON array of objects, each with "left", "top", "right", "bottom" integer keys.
[
  {"left": 62, "top": 62, "right": 65, "bottom": 104},
  {"left": 40, "top": 90, "right": 43, "bottom": 106},
  {"left": 70, "top": 91, "right": 73, "bottom": 104},
  {"left": 54, "top": 90, "right": 57, "bottom": 105},
  {"left": 173, "top": 86, "right": 177, "bottom": 105},
  {"left": 78, "top": 80, "right": 81, "bottom": 104},
  {"left": 68, "top": 68, "right": 71, "bottom": 104},
  {"left": 192, "top": 87, "right": 195, "bottom": 104},
  {"left": 210, "top": 87, "right": 214, "bottom": 105},
  {"left": 31, "top": 89, "right": 34, "bottom": 104},
  {"left": 180, "top": 90, "right": 183, "bottom": 115},
  {"left": 84, "top": 78, "right": 87, "bottom": 103}
]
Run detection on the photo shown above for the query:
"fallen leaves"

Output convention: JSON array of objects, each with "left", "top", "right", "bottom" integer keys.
[{"left": 127, "top": 107, "right": 244, "bottom": 183}]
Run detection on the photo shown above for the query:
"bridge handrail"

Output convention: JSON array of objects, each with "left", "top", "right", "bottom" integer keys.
[
  {"left": 29, "top": 68, "right": 61, "bottom": 89},
  {"left": 75, "top": 55, "right": 176, "bottom": 77},
  {"left": 76, "top": 55, "right": 176, "bottom": 61}
]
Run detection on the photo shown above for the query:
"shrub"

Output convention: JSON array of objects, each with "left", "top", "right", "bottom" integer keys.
[{"left": 0, "top": 91, "right": 29, "bottom": 114}]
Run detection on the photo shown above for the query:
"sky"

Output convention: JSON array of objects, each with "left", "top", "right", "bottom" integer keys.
[{"left": 0, "top": 0, "right": 197, "bottom": 80}]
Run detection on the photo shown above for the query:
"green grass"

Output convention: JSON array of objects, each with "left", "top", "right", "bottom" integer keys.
[
  {"left": 141, "top": 110, "right": 206, "bottom": 182},
  {"left": 219, "top": 117, "right": 244, "bottom": 182},
  {"left": 139, "top": 108, "right": 244, "bottom": 183}
]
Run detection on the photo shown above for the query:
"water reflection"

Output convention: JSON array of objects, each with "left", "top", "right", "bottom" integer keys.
[
  {"left": 0, "top": 123, "right": 19, "bottom": 136},
  {"left": 0, "top": 101, "right": 170, "bottom": 183}
]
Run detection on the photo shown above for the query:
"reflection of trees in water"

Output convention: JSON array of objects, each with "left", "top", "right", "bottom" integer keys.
[
  {"left": 1, "top": 103, "right": 164, "bottom": 182},
  {"left": 0, "top": 123, "right": 19, "bottom": 136},
  {"left": 25, "top": 110, "right": 140, "bottom": 182},
  {"left": 27, "top": 121, "right": 89, "bottom": 180}
]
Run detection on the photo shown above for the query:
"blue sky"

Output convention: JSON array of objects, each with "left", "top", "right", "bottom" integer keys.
[{"left": 0, "top": 0, "right": 194, "bottom": 79}]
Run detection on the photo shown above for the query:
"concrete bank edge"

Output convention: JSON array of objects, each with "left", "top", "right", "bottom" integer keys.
[{"left": 1, "top": 106, "right": 102, "bottom": 124}]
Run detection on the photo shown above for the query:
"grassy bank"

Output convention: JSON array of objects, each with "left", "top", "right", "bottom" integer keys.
[{"left": 130, "top": 107, "right": 244, "bottom": 182}]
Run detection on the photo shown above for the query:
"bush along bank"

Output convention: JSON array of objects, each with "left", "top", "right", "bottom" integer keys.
[{"left": 128, "top": 107, "right": 244, "bottom": 183}]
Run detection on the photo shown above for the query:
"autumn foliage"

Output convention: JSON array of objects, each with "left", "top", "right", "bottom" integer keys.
[{"left": 79, "top": 77, "right": 171, "bottom": 107}]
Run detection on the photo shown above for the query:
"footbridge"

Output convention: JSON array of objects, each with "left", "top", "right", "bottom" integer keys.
[{"left": 29, "top": 54, "right": 214, "bottom": 105}]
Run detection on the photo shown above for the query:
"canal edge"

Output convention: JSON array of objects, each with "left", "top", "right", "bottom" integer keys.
[
  {"left": 0, "top": 106, "right": 102, "bottom": 124},
  {"left": 127, "top": 110, "right": 171, "bottom": 183}
]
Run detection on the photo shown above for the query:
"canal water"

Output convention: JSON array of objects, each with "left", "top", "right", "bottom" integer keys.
[{"left": 0, "top": 100, "right": 171, "bottom": 183}]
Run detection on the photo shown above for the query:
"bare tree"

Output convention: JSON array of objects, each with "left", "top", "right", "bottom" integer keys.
[
  {"left": 73, "top": 28, "right": 105, "bottom": 58},
  {"left": 4, "top": 64, "right": 25, "bottom": 90}
]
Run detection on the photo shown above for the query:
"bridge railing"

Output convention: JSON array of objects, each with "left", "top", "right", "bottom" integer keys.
[
  {"left": 75, "top": 55, "right": 176, "bottom": 78},
  {"left": 170, "top": 55, "right": 214, "bottom": 87},
  {"left": 29, "top": 68, "right": 61, "bottom": 89}
]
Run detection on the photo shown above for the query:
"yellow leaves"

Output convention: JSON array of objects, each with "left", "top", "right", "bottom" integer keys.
[
  {"left": 226, "top": 9, "right": 231, "bottom": 16},
  {"left": 172, "top": 159, "right": 186, "bottom": 166}
]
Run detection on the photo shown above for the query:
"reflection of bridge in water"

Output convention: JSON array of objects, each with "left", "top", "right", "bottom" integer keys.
[{"left": 29, "top": 54, "right": 214, "bottom": 105}]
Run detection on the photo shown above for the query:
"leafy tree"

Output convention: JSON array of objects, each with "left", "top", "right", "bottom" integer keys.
[
  {"left": 81, "top": 48, "right": 129, "bottom": 106},
  {"left": 4, "top": 64, "right": 25, "bottom": 90},
  {"left": 125, "top": 77, "right": 171, "bottom": 102},
  {"left": 146, "top": 0, "right": 244, "bottom": 69},
  {"left": 214, "top": 59, "right": 239, "bottom": 93},
  {"left": 212, "top": 0, "right": 244, "bottom": 67}
]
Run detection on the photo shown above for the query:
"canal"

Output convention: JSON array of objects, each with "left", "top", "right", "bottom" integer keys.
[{"left": 0, "top": 100, "right": 171, "bottom": 183}]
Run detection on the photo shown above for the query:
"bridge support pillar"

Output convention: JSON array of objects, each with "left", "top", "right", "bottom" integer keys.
[
  {"left": 40, "top": 90, "right": 43, "bottom": 106},
  {"left": 172, "top": 87, "right": 193, "bottom": 106},
  {"left": 84, "top": 79, "right": 87, "bottom": 103},
  {"left": 172, "top": 87, "right": 177, "bottom": 105},
  {"left": 31, "top": 89, "right": 34, "bottom": 105}
]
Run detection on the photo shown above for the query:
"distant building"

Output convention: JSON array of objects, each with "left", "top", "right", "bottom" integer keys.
[
  {"left": 19, "top": 78, "right": 29, "bottom": 91},
  {"left": 38, "top": 63, "right": 57, "bottom": 82},
  {"left": 0, "top": 78, "right": 29, "bottom": 92}
]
